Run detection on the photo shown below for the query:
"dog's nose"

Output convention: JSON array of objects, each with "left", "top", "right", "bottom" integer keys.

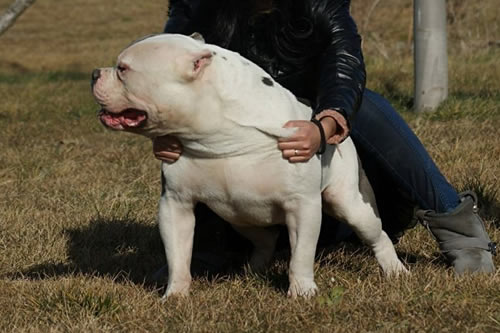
[{"left": 91, "top": 69, "right": 101, "bottom": 85}]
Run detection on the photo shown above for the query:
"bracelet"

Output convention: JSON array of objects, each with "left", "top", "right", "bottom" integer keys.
[
  {"left": 314, "top": 109, "right": 351, "bottom": 144},
  {"left": 310, "top": 118, "right": 326, "bottom": 155}
]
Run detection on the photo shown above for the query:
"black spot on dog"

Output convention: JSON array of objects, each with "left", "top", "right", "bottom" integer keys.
[
  {"left": 212, "top": 51, "right": 217, "bottom": 56},
  {"left": 161, "top": 170, "right": 166, "bottom": 196},
  {"left": 242, "top": 61, "right": 250, "bottom": 66},
  {"left": 222, "top": 56, "right": 228, "bottom": 61},
  {"left": 262, "top": 77, "right": 274, "bottom": 87}
]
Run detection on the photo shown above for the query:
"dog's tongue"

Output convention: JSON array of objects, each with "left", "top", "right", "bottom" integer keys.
[{"left": 100, "top": 109, "right": 146, "bottom": 129}]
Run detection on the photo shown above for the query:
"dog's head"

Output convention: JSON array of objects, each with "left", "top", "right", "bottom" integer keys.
[{"left": 91, "top": 33, "right": 214, "bottom": 138}]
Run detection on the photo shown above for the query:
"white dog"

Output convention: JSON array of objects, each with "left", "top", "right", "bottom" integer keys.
[{"left": 92, "top": 33, "right": 407, "bottom": 298}]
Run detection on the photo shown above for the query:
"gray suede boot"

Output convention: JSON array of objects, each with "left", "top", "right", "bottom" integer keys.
[{"left": 416, "top": 191, "right": 496, "bottom": 274}]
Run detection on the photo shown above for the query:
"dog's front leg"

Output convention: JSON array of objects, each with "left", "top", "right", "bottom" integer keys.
[
  {"left": 158, "top": 195, "right": 195, "bottom": 298},
  {"left": 285, "top": 197, "right": 322, "bottom": 298}
]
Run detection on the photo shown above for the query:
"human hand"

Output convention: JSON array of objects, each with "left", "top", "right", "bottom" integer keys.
[
  {"left": 278, "top": 118, "right": 337, "bottom": 163},
  {"left": 152, "top": 135, "right": 183, "bottom": 163}
]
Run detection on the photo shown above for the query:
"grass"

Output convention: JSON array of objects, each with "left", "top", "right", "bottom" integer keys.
[{"left": 0, "top": 0, "right": 499, "bottom": 331}]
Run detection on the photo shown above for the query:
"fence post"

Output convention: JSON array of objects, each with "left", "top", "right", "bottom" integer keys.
[{"left": 414, "top": 0, "right": 448, "bottom": 112}]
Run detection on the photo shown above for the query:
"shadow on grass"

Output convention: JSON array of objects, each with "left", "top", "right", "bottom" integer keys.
[
  {"left": 15, "top": 218, "right": 165, "bottom": 287},
  {"left": 12, "top": 214, "right": 445, "bottom": 294},
  {"left": 13, "top": 214, "right": 253, "bottom": 289}
]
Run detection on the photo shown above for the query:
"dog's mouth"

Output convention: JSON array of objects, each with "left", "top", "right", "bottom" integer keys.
[{"left": 98, "top": 108, "right": 148, "bottom": 130}]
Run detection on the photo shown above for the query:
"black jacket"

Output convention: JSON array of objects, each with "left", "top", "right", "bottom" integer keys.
[{"left": 163, "top": 0, "right": 366, "bottom": 124}]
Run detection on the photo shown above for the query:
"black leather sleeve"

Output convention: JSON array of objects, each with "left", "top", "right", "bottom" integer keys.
[
  {"left": 163, "top": 0, "right": 196, "bottom": 34},
  {"left": 314, "top": 0, "right": 366, "bottom": 124}
]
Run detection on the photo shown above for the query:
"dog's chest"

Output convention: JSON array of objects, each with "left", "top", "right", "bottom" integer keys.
[{"left": 162, "top": 156, "right": 306, "bottom": 226}]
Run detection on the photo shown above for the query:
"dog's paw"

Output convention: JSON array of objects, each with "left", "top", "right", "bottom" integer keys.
[
  {"left": 162, "top": 281, "right": 191, "bottom": 300},
  {"left": 383, "top": 260, "right": 410, "bottom": 278},
  {"left": 287, "top": 279, "right": 318, "bottom": 298}
]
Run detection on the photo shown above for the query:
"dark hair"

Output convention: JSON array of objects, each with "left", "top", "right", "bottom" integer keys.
[{"left": 190, "top": 0, "right": 329, "bottom": 73}]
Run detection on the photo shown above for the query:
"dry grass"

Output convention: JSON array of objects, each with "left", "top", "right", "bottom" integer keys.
[{"left": 0, "top": 0, "right": 499, "bottom": 332}]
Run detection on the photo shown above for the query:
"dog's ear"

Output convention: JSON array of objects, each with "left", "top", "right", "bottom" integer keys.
[
  {"left": 187, "top": 50, "right": 213, "bottom": 80},
  {"left": 190, "top": 32, "right": 205, "bottom": 43}
]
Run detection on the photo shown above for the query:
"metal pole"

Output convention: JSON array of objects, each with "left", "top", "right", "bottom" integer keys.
[
  {"left": 0, "top": 0, "right": 37, "bottom": 37},
  {"left": 414, "top": 0, "right": 448, "bottom": 112}
]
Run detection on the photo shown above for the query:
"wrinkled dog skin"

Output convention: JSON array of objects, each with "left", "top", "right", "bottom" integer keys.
[{"left": 92, "top": 33, "right": 407, "bottom": 298}]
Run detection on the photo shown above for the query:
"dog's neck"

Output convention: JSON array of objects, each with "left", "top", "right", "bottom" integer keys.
[
  {"left": 160, "top": 44, "right": 309, "bottom": 158},
  {"left": 177, "top": 123, "right": 280, "bottom": 159}
]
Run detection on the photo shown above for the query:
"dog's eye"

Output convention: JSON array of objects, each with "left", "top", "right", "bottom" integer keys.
[{"left": 117, "top": 64, "right": 129, "bottom": 73}]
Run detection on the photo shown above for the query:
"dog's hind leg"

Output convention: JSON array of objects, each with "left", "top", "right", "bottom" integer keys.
[
  {"left": 322, "top": 167, "right": 408, "bottom": 276},
  {"left": 231, "top": 225, "right": 279, "bottom": 272}
]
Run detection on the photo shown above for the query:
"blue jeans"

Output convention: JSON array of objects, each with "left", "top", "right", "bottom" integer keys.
[{"left": 345, "top": 89, "right": 460, "bottom": 236}]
